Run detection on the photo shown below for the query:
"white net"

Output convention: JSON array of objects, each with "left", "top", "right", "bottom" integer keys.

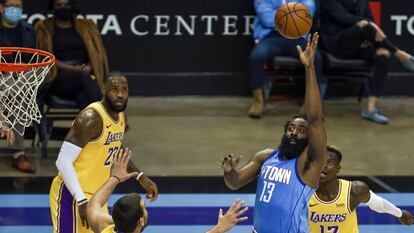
[{"left": 0, "top": 48, "right": 54, "bottom": 135}]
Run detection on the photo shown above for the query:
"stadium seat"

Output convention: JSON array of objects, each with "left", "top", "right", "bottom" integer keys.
[{"left": 34, "top": 92, "right": 79, "bottom": 158}]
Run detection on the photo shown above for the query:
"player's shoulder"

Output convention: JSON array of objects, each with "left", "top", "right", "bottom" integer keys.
[
  {"left": 253, "top": 148, "right": 275, "bottom": 162},
  {"left": 74, "top": 108, "right": 103, "bottom": 129},
  {"left": 350, "top": 180, "right": 370, "bottom": 202},
  {"left": 351, "top": 180, "right": 369, "bottom": 193}
]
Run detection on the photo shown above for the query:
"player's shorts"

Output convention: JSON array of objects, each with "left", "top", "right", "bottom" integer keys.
[{"left": 49, "top": 176, "right": 108, "bottom": 233}]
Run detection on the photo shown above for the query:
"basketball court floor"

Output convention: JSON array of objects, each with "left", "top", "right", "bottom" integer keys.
[{"left": 0, "top": 97, "right": 413, "bottom": 233}]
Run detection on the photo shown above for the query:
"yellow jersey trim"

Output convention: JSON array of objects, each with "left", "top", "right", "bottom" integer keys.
[
  {"left": 347, "top": 180, "right": 353, "bottom": 214},
  {"left": 97, "top": 102, "right": 121, "bottom": 124},
  {"left": 314, "top": 180, "right": 343, "bottom": 204}
]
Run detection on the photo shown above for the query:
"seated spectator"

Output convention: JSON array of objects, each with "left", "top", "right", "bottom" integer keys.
[
  {"left": 248, "top": 0, "right": 327, "bottom": 119},
  {"left": 35, "top": 0, "right": 108, "bottom": 109},
  {"left": 0, "top": 0, "right": 36, "bottom": 173},
  {"left": 320, "top": 0, "right": 414, "bottom": 124}
]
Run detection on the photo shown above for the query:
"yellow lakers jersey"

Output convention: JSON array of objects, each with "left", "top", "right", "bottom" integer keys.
[
  {"left": 308, "top": 179, "right": 359, "bottom": 233},
  {"left": 101, "top": 224, "right": 115, "bottom": 233},
  {"left": 56, "top": 102, "right": 125, "bottom": 195}
]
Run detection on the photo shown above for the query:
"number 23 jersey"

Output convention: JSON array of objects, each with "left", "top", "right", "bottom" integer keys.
[
  {"left": 56, "top": 102, "right": 125, "bottom": 195},
  {"left": 254, "top": 150, "right": 316, "bottom": 233}
]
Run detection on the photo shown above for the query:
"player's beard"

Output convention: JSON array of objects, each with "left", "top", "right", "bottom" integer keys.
[
  {"left": 104, "top": 95, "right": 128, "bottom": 113},
  {"left": 278, "top": 134, "right": 308, "bottom": 159}
]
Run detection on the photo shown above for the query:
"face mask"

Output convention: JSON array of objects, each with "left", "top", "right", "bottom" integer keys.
[
  {"left": 4, "top": 6, "right": 22, "bottom": 25},
  {"left": 54, "top": 7, "right": 72, "bottom": 21}
]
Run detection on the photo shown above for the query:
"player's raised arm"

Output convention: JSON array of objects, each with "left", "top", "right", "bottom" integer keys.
[
  {"left": 222, "top": 148, "right": 274, "bottom": 190},
  {"left": 350, "top": 181, "right": 414, "bottom": 226},
  {"left": 296, "top": 33, "right": 328, "bottom": 188},
  {"left": 55, "top": 108, "right": 103, "bottom": 228},
  {"left": 87, "top": 148, "right": 138, "bottom": 233}
]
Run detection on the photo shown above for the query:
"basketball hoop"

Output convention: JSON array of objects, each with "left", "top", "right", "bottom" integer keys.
[{"left": 0, "top": 47, "right": 55, "bottom": 135}]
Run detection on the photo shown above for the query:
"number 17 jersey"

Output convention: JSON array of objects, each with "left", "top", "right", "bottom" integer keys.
[
  {"left": 55, "top": 101, "right": 125, "bottom": 195},
  {"left": 254, "top": 150, "right": 316, "bottom": 233}
]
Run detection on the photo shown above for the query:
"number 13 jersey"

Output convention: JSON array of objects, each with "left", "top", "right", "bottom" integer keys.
[
  {"left": 254, "top": 150, "right": 316, "bottom": 233},
  {"left": 56, "top": 101, "right": 125, "bottom": 195}
]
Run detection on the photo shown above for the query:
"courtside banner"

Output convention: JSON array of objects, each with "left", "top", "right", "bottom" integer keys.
[{"left": 22, "top": 0, "right": 255, "bottom": 73}]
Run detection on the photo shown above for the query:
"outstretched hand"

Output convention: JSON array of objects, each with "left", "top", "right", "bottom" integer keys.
[
  {"left": 296, "top": 33, "right": 319, "bottom": 68},
  {"left": 220, "top": 154, "right": 242, "bottom": 172},
  {"left": 399, "top": 210, "right": 414, "bottom": 225},
  {"left": 207, "top": 199, "right": 249, "bottom": 233},
  {"left": 111, "top": 148, "right": 139, "bottom": 183}
]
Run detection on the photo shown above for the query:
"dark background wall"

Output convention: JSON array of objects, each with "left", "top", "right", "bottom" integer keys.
[{"left": 22, "top": 0, "right": 414, "bottom": 96}]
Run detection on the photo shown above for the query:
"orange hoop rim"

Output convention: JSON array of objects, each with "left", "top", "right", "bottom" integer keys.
[{"left": 0, "top": 47, "right": 56, "bottom": 72}]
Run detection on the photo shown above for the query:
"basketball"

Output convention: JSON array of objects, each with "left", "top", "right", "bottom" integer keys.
[{"left": 275, "top": 2, "right": 313, "bottom": 39}]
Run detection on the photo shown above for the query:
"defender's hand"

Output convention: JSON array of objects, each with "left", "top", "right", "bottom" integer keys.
[
  {"left": 399, "top": 210, "right": 414, "bottom": 225},
  {"left": 220, "top": 154, "right": 242, "bottom": 172},
  {"left": 296, "top": 33, "right": 319, "bottom": 68},
  {"left": 111, "top": 148, "right": 139, "bottom": 183},
  {"left": 215, "top": 199, "right": 249, "bottom": 232},
  {"left": 139, "top": 176, "right": 158, "bottom": 202}
]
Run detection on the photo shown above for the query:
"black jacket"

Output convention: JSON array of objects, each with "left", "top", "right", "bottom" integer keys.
[
  {"left": 0, "top": 20, "right": 35, "bottom": 48},
  {"left": 320, "top": 0, "right": 373, "bottom": 53}
]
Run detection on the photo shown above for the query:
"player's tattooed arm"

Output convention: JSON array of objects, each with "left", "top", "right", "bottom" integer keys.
[
  {"left": 351, "top": 181, "right": 414, "bottom": 225},
  {"left": 221, "top": 148, "right": 274, "bottom": 190},
  {"left": 296, "top": 33, "right": 328, "bottom": 188},
  {"left": 65, "top": 109, "right": 103, "bottom": 147},
  {"left": 349, "top": 181, "right": 370, "bottom": 211}
]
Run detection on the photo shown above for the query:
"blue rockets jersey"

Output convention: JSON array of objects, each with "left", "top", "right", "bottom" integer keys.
[{"left": 253, "top": 150, "right": 316, "bottom": 233}]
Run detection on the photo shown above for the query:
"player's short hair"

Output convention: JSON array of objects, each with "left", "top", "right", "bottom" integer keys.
[
  {"left": 104, "top": 71, "right": 126, "bottom": 83},
  {"left": 327, "top": 145, "right": 342, "bottom": 163},
  {"left": 284, "top": 114, "right": 308, "bottom": 132},
  {"left": 112, "top": 193, "right": 145, "bottom": 233},
  {"left": 47, "top": 0, "right": 80, "bottom": 14}
]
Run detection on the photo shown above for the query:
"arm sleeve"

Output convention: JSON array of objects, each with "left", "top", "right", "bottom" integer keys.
[
  {"left": 321, "top": 0, "right": 367, "bottom": 26},
  {"left": 366, "top": 190, "right": 402, "bottom": 218},
  {"left": 55, "top": 141, "right": 86, "bottom": 203}
]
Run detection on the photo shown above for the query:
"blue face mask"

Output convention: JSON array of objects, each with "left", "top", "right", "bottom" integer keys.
[{"left": 4, "top": 6, "right": 22, "bottom": 25}]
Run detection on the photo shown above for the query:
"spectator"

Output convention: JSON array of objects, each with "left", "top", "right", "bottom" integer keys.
[
  {"left": 35, "top": 0, "right": 108, "bottom": 109},
  {"left": 248, "top": 0, "right": 327, "bottom": 119},
  {"left": 0, "top": 0, "right": 36, "bottom": 173},
  {"left": 320, "top": 0, "right": 414, "bottom": 124}
]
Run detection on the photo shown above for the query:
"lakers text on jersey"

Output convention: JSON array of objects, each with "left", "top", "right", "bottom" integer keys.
[{"left": 308, "top": 179, "right": 359, "bottom": 233}]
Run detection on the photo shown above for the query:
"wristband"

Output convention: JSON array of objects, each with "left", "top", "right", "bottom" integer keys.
[
  {"left": 77, "top": 198, "right": 88, "bottom": 206},
  {"left": 111, "top": 175, "right": 121, "bottom": 184},
  {"left": 136, "top": 172, "right": 144, "bottom": 181}
]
